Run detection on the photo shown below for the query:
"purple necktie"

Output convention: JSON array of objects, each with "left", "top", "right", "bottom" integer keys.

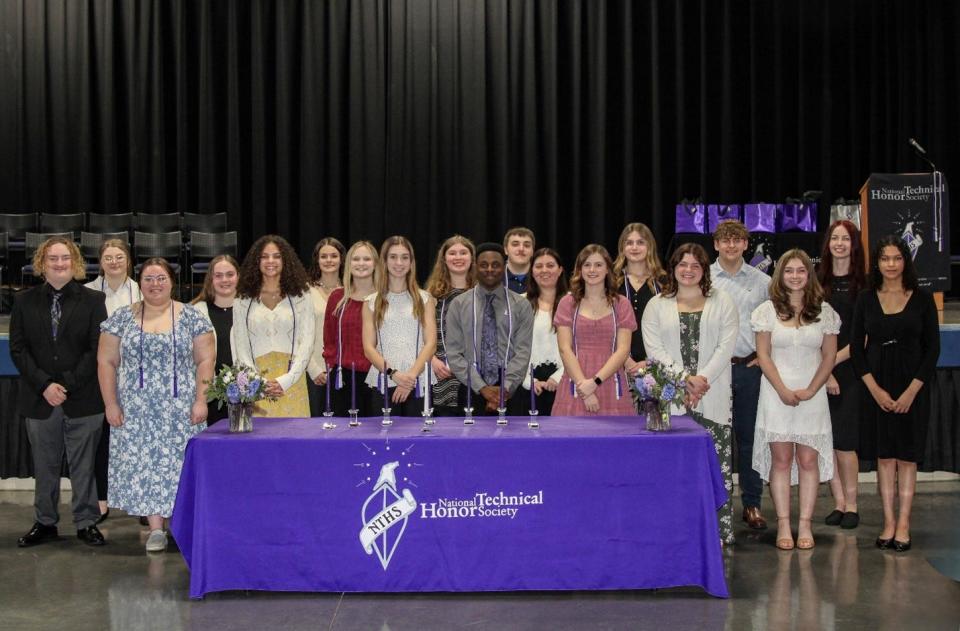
[{"left": 480, "top": 293, "right": 499, "bottom": 385}]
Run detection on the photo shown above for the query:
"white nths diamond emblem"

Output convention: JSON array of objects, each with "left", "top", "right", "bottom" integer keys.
[{"left": 359, "top": 462, "right": 417, "bottom": 570}]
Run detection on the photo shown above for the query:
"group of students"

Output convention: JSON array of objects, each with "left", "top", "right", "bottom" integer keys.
[{"left": 10, "top": 219, "right": 939, "bottom": 554}]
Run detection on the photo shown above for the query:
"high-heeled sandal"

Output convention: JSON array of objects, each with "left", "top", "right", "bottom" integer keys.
[
  {"left": 775, "top": 517, "right": 794, "bottom": 550},
  {"left": 796, "top": 518, "right": 815, "bottom": 549}
]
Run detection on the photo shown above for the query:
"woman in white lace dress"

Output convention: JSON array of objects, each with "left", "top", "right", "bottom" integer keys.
[{"left": 751, "top": 249, "right": 839, "bottom": 550}]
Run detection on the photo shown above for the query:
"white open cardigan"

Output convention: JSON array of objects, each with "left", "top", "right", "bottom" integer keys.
[{"left": 640, "top": 288, "right": 738, "bottom": 425}]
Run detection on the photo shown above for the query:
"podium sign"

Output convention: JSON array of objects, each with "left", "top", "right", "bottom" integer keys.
[{"left": 860, "top": 172, "right": 951, "bottom": 291}]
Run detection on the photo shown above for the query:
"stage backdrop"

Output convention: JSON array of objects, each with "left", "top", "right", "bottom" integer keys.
[{"left": 1, "top": 0, "right": 959, "bottom": 267}]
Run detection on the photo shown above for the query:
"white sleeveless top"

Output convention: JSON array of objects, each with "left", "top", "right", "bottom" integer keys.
[{"left": 364, "top": 289, "right": 436, "bottom": 389}]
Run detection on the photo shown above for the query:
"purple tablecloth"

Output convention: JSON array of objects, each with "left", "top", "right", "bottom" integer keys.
[{"left": 170, "top": 415, "right": 729, "bottom": 598}]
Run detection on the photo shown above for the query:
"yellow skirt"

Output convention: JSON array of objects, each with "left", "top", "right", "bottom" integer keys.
[{"left": 255, "top": 351, "right": 310, "bottom": 418}]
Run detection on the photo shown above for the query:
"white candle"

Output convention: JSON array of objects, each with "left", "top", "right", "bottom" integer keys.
[{"left": 423, "top": 361, "right": 432, "bottom": 413}]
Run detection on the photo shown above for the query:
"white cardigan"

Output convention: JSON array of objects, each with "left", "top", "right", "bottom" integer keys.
[
  {"left": 232, "top": 293, "right": 315, "bottom": 392},
  {"left": 641, "top": 289, "right": 738, "bottom": 425}
]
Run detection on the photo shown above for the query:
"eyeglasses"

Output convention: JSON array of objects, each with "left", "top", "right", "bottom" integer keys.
[
  {"left": 102, "top": 255, "right": 126, "bottom": 263},
  {"left": 142, "top": 275, "right": 170, "bottom": 284}
]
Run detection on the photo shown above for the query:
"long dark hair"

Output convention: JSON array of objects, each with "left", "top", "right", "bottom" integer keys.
[
  {"left": 869, "top": 235, "right": 919, "bottom": 291},
  {"left": 237, "top": 235, "right": 310, "bottom": 298},
  {"left": 817, "top": 220, "right": 866, "bottom": 298},
  {"left": 661, "top": 243, "right": 712, "bottom": 298},
  {"left": 307, "top": 237, "right": 346, "bottom": 285},
  {"left": 526, "top": 248, "right": 569, "bottom": 331}
]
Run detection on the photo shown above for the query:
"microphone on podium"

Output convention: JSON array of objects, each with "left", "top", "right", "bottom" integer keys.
[{"left": 908, "top": 137, "right": 936, "bottom": 170}]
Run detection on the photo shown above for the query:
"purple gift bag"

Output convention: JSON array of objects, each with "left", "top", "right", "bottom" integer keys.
[
  {"left": 675, "top": 202, "right": 707, "bottom": 233},
  {"left": 707, "top": 204, "right": 742, "bottom": 232},
  {"left": 778, "top": 201, "right": 818, "bottom": 232},
  {"left": 743, "top": 203, "right": 777, "bottom": 233}
]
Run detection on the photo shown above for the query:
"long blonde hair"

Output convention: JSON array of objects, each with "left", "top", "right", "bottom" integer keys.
[
  {"left": 191, "top": 254, "right": 240, "bottom": 304},
  {"left": 374, "top": 236, "right": 426, "bottom": 327},
  {"left": 425, "top": 235, "right": 476, "bottom": 298},
  {"left": 334, "top": 240, "right": 380, "bottom": 314},
  {"left": 612, "top": 222, "right": 666, "bottom": 291}
]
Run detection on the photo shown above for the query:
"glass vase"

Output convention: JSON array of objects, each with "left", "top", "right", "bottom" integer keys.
[
  {"left": 642, "top": 398, "right": 671, "bottom": 432},
  {"left": 228, "top": 402, "right": 254, "bottom": 433}
]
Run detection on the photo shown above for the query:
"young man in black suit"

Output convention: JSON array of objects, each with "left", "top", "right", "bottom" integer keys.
[{"left": 10, "top": 236, "right": 108, "bottom": 547}]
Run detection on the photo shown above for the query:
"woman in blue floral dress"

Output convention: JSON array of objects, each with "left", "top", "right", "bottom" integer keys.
[{"left": 98, "top": 258, "right": 216, "bottom": 553}]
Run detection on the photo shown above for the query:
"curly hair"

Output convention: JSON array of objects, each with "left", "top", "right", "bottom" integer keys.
[
  {"left": 374, "top": 236, "right": 426, "bottom": 328},
  {"left": 526, "top": 248, "right": 569, "bottom": 331},
  {"left": 660, "top": 243, "right": 712, "bottom": 298},
  {"left": 190, "top": 254, "right": 240, "bottom": 304},
  {"left": 307, "top": 237, "right": 346, "bottom": 285},
  {"left": 569, "top": 244, "right": 619, "bottom": 305},
  {"left": 869, "top": 235, "right": 919, "bottom": 291},
  {"left": 33, "top": 236, "right": 87, "bottom": 281},
  {"left": 612, "top": 222, "right": 667, "bottom": 291},
  {"left": 769, "top": 249, "right": 823, "bottom": 323},
  {"left": 236, "top": 235, "right": 310, "bottom": 298},
  {"left": 425, "top": 234, "right": 477, "bottom": 298},
  {"left": 817, "top": 220, "right": 866, "bottom": 298},
  {"left": 712, "top": 219, "right": 749, "bottom": 242},
  {"left": 97, "top": 238, "right": 134, "bottom": 278}
]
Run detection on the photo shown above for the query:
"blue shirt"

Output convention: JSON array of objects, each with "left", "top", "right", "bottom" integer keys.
[{"left": 710, "top": 259, "right": 770, "bottom": 357}]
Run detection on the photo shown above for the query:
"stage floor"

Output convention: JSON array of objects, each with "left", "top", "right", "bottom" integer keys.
[{"left": 1, "top": 483, "right": 958, "bottom": 630}]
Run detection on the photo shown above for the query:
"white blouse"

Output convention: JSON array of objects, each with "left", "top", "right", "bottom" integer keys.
[
  {"left": 232, "top": 293, "right": 315, "bottom": 392},
  {"left": 306, "top": 285, "right": 332, "bottom": 379},
  {"left": 364, "top": 289, "right": 437, "bottom": 391},
  {"left": 522, "top": 308, "right": 564, "bottom": 389},
  {"left": 84, "top": 276, "right": 143, "bottom": 316}
]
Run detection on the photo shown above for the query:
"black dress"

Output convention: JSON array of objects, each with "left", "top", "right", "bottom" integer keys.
[
  {"left": 850, "top": 289, "right": 940, "bottom": 463},
  {"left": 825, "top": 275, "right": 862, "bottom": 451},
  {"left": 205, "top": 301, "right": 234, "bottom": 425},
  {"left": 618, "top": 278, "right": 656, "bottom": 362}
]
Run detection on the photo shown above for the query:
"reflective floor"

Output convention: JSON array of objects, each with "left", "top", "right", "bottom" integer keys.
[{"left": 1, "top": 483, "right": 958, "bottom": 631}]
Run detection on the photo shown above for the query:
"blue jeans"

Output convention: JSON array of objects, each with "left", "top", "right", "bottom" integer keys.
[{"left": 732, "top": 363, "right": 763, "bottom": 509}]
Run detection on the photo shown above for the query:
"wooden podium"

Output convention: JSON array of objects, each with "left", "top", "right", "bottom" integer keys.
[{"left": 860, "top": 172, "right": 950, "bottom": 318}]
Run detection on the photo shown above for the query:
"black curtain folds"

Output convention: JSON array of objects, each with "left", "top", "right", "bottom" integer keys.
[{"left": 1, "top": 0, "right": 958, "bottom": 267}]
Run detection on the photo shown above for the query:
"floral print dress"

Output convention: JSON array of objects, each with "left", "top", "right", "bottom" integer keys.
[
  {"left": 679, "top": 311, "right": 734, "bottom": 545},
  {"left": 101, "top": 304, "right": 212, "bottom": 517}
]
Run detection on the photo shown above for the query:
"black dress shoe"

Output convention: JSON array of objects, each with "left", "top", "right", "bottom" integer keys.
[
  {"left": 840, "top": 512, "right": 860, "bottom": 529},
  {"left": 77, "top": 525, "right": 106, "bottom": 546},
  {"left": 893, "top": 539, "right": 911, "bottom": 552},
  {"left": 824, "top": 510, "right": 844, "bottom": 526},
  {"left": 876, "top": 536, "right": 894, "bottom": 550},
  {"left": 139, "top": 516, "right": 149, "bottom": 527},
  {"left": 17, "top": 523, "right": 59, "bottom": 547},
  {"left": 96, "top": 509, "right": 110, "bottom": 525}
]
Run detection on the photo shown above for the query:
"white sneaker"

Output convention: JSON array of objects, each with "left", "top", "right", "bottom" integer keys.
[{"left": 145, "top": 529, "right": 168, "bottom": 553}]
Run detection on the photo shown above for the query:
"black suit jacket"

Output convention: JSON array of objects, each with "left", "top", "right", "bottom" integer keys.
[{"left": 9, "top": 280, "right": 108, "bottom": 418}]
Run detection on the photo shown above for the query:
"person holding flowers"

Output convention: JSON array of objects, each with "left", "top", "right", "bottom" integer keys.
[{"left": 641, "top": 243, "right": 739, "bottom": 544}]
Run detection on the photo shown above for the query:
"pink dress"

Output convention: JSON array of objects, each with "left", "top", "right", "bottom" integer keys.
[{"left": 552, "top": 294, "right": 637, "bottom": 416}]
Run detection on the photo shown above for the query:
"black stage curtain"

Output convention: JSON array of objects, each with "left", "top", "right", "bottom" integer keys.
[{"left": 1, "top": 1, "right": 959, "bottom": 265}]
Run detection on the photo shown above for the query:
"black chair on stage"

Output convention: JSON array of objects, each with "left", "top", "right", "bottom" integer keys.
[
  {"left": 80, "top": 231, "right": 129, "bottom": 278},
  {"left": 0, "top": 212, "right": 39, "bottom": 252},
  {"left": 133, "top": 231, "right": 183, "bottom": 287},
  {"left": 39, "top": 212, "right": 86, "bottom": 239},
  {"left": 21, "top": 231, "right": 73, "bottom": 286},
  {"left": 134, "top": 212, "right": 181, "bottom": 234},
  {"left": 188, "top": 231, "right": 238, "bottom": 292},
  {"left": 182, "top": 212, "right": 228, "bottom": 236},
  {"left": 88, "top": 212, "right": 135, "bottom": 237}
]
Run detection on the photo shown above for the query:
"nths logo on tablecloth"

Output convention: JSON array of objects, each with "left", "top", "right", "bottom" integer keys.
[{"left": 359, "top": 462, "right": 417, "bottom": 570}]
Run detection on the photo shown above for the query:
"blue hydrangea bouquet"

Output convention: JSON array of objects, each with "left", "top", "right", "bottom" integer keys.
[
  {"left": 634, "top": 358, "right": 690, "bottom": 431},
  {"left": 206, "top": 364, "right": 274, "bottom": 432}
]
